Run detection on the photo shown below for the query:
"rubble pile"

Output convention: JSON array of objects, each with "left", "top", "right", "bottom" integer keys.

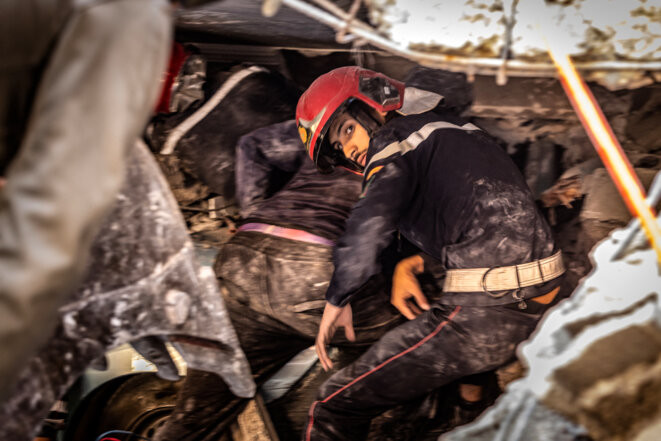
[{"left": 147, "top": 64, "right": 301, "bottom": 247}]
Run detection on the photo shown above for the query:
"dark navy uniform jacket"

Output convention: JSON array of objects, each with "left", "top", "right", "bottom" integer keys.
[
  {"left": 326, "top": 111, "right": 559, "bottom": 307},
  {"left": 236, "top": 120, "right": 362, "bottom": 241}
]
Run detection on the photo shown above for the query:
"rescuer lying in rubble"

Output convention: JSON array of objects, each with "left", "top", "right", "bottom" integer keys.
[
  {"left": 296, "top": 66, "right": 568, "bottom": 441},
  {"left": 153, "top": 119, "right": 403, "bottom": 440}
]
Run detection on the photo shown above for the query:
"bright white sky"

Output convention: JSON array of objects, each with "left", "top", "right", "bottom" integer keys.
[{"left": 367, "top": 0, "right": 660, "bottom": 60}]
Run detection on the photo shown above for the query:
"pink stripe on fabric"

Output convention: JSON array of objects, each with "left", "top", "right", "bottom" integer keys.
[{"left": 238, "top": 223, "right": 335, "bottom": 247}]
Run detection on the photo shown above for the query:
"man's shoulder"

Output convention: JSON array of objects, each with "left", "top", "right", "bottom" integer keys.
[
  {"left": 375, "top": 112, "right": 471, "bottom": 143},
  {"left": 367, "top": 112, "right": 472, "bottom": 168},
  {"left": 384, "top": 112, "right": 442, "bottom": 133},
  {"left": 370, "top": 113, "right": 433, "bottom": 152},
  {"left": 363, "top": 120, "right": 420, "bottom": 177}
]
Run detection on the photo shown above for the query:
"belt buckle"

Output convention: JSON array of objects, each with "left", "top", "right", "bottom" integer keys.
[
  {"left": 481, "top": 266, "right": 509, "bottom": 298},
  {"left": 481, "top": 264, "right": 523, "bottom": 302}
]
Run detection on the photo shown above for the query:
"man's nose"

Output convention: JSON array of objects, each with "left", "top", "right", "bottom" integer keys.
[{"left": 343, "top": 143, "right": 354, "bottom": 158}]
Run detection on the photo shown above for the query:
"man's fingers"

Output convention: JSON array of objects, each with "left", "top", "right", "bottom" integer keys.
[
  {"left": 407, "top": 299, "right": 423, "bottom": 317},
  {"left": 393, "top": 297, "right": 417, "bottom": 320},
  {"left": 315, "top": 302, "right": 355, "bottom": 369},
  {"left": 316, "top": 337, "right": 333, "bottom": 371},
  {"left": 344, "top": 322, "right": 356, "bottom": 342},
  {"left": 391, "top": 256, "right": 429, "bottom": 320},
  {"left": 411, "top": 288, "right": 430, "bottom": 310}
]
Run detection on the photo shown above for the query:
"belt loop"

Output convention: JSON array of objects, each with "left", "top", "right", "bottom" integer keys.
[
  {"left": 514, "top": 264, "right": 521, "bottom": 289},
  {"left": 513, "top": 265, "right": 526, "bottom": 309},
  {"left": 537, "top": 259, "right": 545, "bottom": 283}
]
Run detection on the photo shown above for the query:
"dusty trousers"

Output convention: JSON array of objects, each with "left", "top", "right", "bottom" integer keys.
[
  {"left": 303, "top": 301, "right": 554, "bottom": 441},
  {"left": 154, "top": 231, "right": 402, "bottom": 441}
]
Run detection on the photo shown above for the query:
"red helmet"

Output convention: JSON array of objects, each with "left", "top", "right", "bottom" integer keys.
[{"left": 296, "top": 66, "right": 405, "bottom": 173}]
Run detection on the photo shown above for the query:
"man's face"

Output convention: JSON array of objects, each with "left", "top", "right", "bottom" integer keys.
[{"left": 328, "top": 113, "right": 371, "bottom": 168}]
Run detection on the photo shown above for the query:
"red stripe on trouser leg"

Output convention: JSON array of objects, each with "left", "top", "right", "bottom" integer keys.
[
  {"left": 305, "top": 306, "right": 462, "bottom": 441},
  {"left": 305, "top": 401, "right": 320, "bottom": 441}
]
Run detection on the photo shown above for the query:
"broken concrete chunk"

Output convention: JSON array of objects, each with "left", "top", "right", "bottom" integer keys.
[
  {"left": 626, "top": 85, "right": 661, "bottom": 153},
  {"left": 524, "top": 139, "right": 559, "bottom": 199},
  {"left": 581, "top": 167, "right": 661, "bottom": 245}
]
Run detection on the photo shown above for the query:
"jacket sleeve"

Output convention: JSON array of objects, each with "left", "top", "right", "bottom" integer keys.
[
  {"left": 325, "top": 158, "right": 417, "bottom": 306},
  {"left": 235, "top": 119, "right": 306, "bottom": 217},
  {"left": 0, "top": 0, "right": 171, "bottom": 402}
]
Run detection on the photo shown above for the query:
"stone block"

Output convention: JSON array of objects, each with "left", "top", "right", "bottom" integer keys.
[{"left": 581, "top": 167, "right": 661, "bottom": 245}]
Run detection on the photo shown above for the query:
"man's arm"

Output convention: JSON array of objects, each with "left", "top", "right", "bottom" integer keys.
[
  {"left": 315, "top": 158, "right": 416, "bottom": 369},
  {"left": 235, "top": 119, "right": 305, "bottom": 217},
  {"left": 326, "top": 159, "right": 417, "bottom": 306}
]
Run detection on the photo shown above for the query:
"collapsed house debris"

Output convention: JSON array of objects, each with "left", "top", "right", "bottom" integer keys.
[
  {"left": 156, "top": 2, "right": 661, "bottom": 439},
  {"left": 4, "top": 1, "right": 659, "bottom": 439},
  {"left": 146, "top": 58, "right": 301, "bottom": 247}
]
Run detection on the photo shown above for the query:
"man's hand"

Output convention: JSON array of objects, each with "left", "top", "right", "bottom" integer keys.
[
  {"left": 315, "top": 302, "right": 355, "bottom": 371},
  {"left": 391, "top": 255, "right": 429, "bottom": 320}
]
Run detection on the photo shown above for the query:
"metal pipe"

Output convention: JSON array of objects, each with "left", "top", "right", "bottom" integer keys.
[
  {"left": 496, "top": 0, "right": 519, "bottom": 86},
  {"left": 281, "top": 0, "right": 661, "bottom": 77},
  {"left": 335, "top": 0, "right": 363, "bottom": 44},
  {"left": 309, "top": 0, "right": 373, "bottom": 32},
  {"left": 612, "top": 171, "right": 661, "bottom": 260}
]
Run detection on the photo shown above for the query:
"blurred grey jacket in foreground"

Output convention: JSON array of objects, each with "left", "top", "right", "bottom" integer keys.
[{"left": 0, "top": 0, "right": 172, "bottom": 402}]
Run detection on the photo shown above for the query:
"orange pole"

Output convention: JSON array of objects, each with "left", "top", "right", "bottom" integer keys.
[{"left": 548, "top": 49, "right": 661, "bottom": 264}]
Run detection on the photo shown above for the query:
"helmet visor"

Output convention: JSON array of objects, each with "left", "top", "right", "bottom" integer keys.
[{"left": 358, "top": 75, "right": 402, "bottom": 109}]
